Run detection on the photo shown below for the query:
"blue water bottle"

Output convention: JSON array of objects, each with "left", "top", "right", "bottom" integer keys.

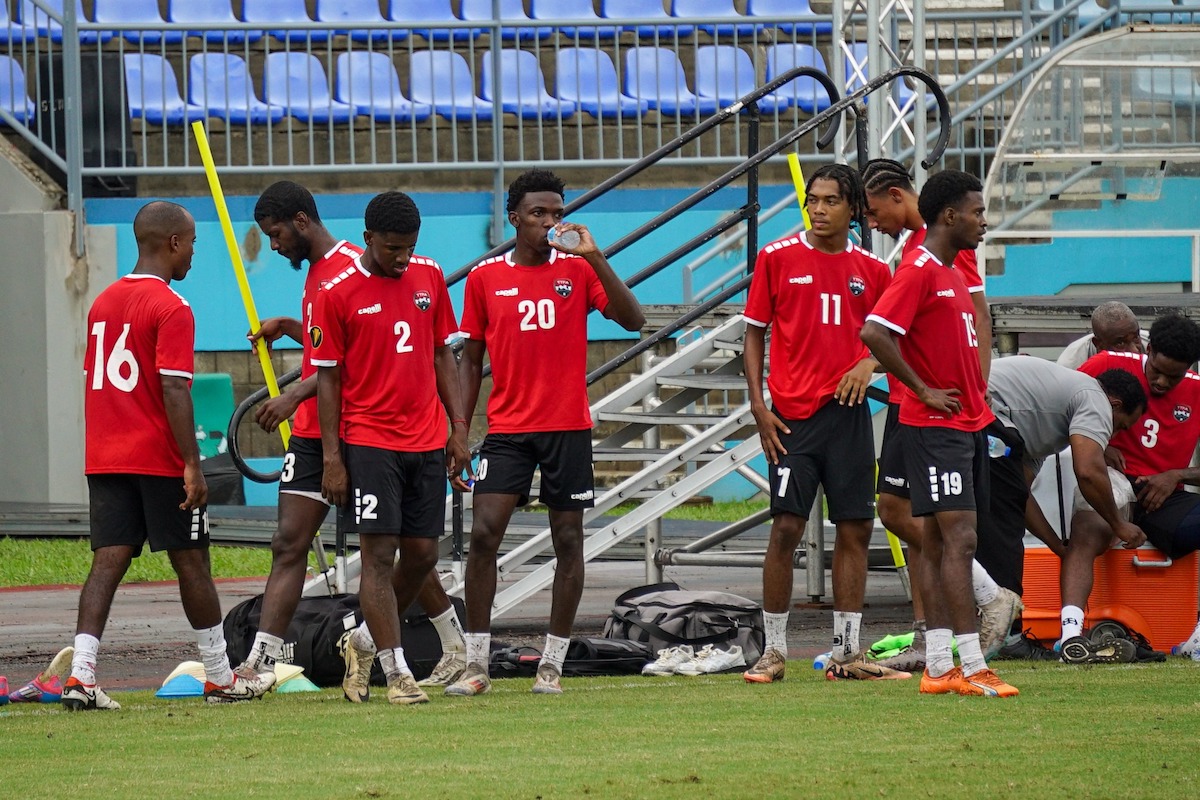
[
  {"left": 986, "top": 435, "right": 1010, "bottom": 458},
  {"left": 812, "top": 651, "right": 832, "bottom": 670}
]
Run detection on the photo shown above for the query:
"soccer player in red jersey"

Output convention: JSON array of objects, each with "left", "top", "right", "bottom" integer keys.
[
  {"left": 310, "top": 191, "right": 471, "bottom": 705},
  {"left": 65, "top": 201, "right": 275, "bottom": 710},
  {"left": 861, "top": 159, "right": 1019, "bottom": 670},
  {"left": 237, "top": 183, "right": 468, "bottom": 693},
  {"left": 737, "top": 164, "right": 904, "bottom": 684},
  {"left": 861, "top": 169, "right": 1018, "bottom": 697},
  {"left": 446, "top": 169, "right": 645, "bottom": 697},
  {"left": 1058, "top": 314, "right": 1200, "bottom": 660}
]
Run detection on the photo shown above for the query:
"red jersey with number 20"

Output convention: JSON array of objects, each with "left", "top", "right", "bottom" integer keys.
[
  {"left": 743, "top": 232, "right": 891, "bottom": 420},
  {"left": 292, "top": 240, "right": 362, "bottom": 439},
  {"left": 310, "top": 256, "right": 458, "bottom": 451},
  {"left": 459, "top": 249, "right": 609, "bottom": 433},
  {"left": 866, "top": 246, "right": 994, "bottom": 432},
  {"left": 84, "top": 274, "right": 195, "bottom": 476},
  {"left": 1078, "top": 350, "right": 1200, "bottom": 478}
]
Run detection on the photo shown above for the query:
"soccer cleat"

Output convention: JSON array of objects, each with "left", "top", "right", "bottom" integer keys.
[
  {"left": 641, "top": 645, "right": 695, "bottom": 676},
  {"left": 61, "top": 676, "right": 121, "bottom": 711},
  {"left": 531, "top": 663, "right": 563, "bottom": 694},
  {"left": 8, "top": 673, "right": 63, "bottom": 703},
  {"left": 743, "top": 648, "right": 786, "bottom": 684},
  {"left": 919, "top": 666, "right": 964, "bottom": 695},
  {"left": 977, "top": 587, "right": 1024, "bottom": 660},
  {"left": 45, "top": 646, "right": 75, "bottom": 683},
  {"left": 386, "top": 674, "right": 430, "bottom": 705},
  {"left": 1060, "top": 634, "right": 1137, "bottom": 665},
  {"left": 959, "top": 668, "right": 1019, "bottom": 697},
  {"left": 676, "top": 645, "right": 746, "bottom": 676},
  {"left": 874, "top": 645, "right": 926, "bottom": 673},
  {"left": 203, "top": 665, "right": 276, "bottom": 704},
  {"left": 995, "top": 630, "right": 1059, "bottom": 661},
  {"left": 417, "top": 652, "right": 468, "bottom": 687},
  {"left": 1115, "top": 629, "right": 1166, "bottom": 663},
  {"left": 340, "top": 631, "right": 376, "bottom": 703},
  {"left": 444, "top": 662, "right": 491, "bottom": 697},
  {"left": 826, "top": 654, "right": 912, "bottom": 681}
]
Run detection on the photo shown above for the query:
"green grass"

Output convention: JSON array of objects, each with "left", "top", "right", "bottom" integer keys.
[
  {"left": 607, "top": 499, "right": 769, "bottom": 523},
  {"left": 3, "top": 661, "right": 1198, "bottom": 799}
]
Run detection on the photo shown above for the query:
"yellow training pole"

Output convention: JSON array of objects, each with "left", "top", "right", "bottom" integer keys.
[
  {"left": 786, "top": 152, "right": 811, "bottom": 230},
  {"left": 191, "top": 121, "right": 291, "bottom": 446}
]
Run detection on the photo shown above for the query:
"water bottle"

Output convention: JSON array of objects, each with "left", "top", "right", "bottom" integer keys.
[
  {"left": 812, "top": 651, "right": 832, "bottom": 670},
  {"left": 548, "top": 227, "right": 581, "bottom": 250},
  {"left": 986, "top": 434, "right": 1010, "bottom": 458}
]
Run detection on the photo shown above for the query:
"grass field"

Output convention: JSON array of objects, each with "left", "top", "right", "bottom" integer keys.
[{"left": 3, "top": 660, "right": 1198, "bottom": 799}]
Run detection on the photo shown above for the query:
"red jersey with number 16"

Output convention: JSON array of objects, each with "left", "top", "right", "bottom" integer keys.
[
  {"left": 866, "top": 246, "right": 994, "bottom": 432},
  {"left": 84, "top": 274, "right": 195, "bottom": 476},
  {"left": 309, "top": 256, "right": 458, "bottom": 452},
  {"left": 743, "top": 232, "right": 891, "bottom": 420},
  {"left": 459, "top": 249, "right": 609, "bottom": 433},
  {"left": 292, "top": 240, "right": 363, "bottom": 439}
]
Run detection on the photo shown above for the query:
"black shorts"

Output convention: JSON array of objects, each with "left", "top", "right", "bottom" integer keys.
[
  {"left": 278, "top": 435, "right": 329, "bottom": 505},
  {"left": 474, "top": 430, "right": 595, "bottom": 510},
  {"left": 1133, "top": 489, "right": 1200, "bottom": 559},
  {"left": 767, "top": 401, "right": 876, "bottom": 522},
  {"left": 87, "top": 474, "right": 209, "bottom": 554},
  {"left": 901, "top": 425, "right": 990, "bottom": 517},
  {"left": 876, "top": 403, "right": 909, "bottom": 498},
  {"left": 974, "top": 421, "right": 1027, "bottom": 595},
  {"left": 343, "top": 444, "right": 444, "bottom": 538}
]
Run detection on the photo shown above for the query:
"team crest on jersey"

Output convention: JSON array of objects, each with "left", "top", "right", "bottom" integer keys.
[
  {"left": 1174, "top": 404, "right": 1192, "bottom": 422},
  {"left": 554, "top": 279, "right": 573, "bottom": 298},
  {"left": 309, "top": 326, "right": 323, "bottom": 348},
  {"left": 413, "top": 290, "right": 432, "bottom": 312},
  {"left": 848, "top": 275, "right": 866, "bottom": 296}
]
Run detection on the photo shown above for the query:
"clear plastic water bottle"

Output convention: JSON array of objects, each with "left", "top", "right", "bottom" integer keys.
[
  {"left": 812, "top": 651, "right": 832, "bottom": 670},
  {"left": 986, "top": 435, "right": 1010, "bottom": 458},
  {"left": 548, "top": 227, "right": 580, "bottom": 250}
]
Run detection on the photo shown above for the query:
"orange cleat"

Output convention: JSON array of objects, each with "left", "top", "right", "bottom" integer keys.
[
  {"left": 959, "top": 668, "right": 1019, "bottom": 698},
  {"left": 919, "top": 666, "right": 964, "bottom": 695}
]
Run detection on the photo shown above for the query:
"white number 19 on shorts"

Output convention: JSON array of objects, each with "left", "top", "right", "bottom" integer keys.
[{"left": 928, "top": 467, "right": 963, "bottom": 502}]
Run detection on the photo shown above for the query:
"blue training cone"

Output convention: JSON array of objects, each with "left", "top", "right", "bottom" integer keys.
[{"left": 156, "top": 674, "right": 205, "bottom": 699}]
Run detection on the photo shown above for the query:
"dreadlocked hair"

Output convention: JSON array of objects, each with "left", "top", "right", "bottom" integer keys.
[{"left": 806, "top": 163, "right": 866, "bottom": 220}]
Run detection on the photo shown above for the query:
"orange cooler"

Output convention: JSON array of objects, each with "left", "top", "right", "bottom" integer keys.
[{"left": 1020, "top": 546, "right": 1199, "bottom": 651}]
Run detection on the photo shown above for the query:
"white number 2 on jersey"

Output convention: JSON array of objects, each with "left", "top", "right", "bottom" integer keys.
[
  {"left": 394, "top": 321, "right": 413, "bottom": 354},
  {"left": 90, "top": 321, "right": 140, "bottom": 393},
  {"left": 519, "top": 299, "right": 556, "bottom": 331}
]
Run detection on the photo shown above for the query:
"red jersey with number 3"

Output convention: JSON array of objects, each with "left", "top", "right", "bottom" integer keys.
[
  {"left": 84, "top": 274, "right": 195, "bottom": 476},
  {"left": 459, "top": 250, "right": 609, "bottom": 433},
  {"left": 743, "top": 232, "right": 891, "bottom": 420},
  {"left": 1078, "top": 350, "right": 1200, "bottom": 478},
  {"left": 293, "top": 240, "right": 363, "bottom": 439},
  {"left": 866, "top": 246, "right": 994, "bottom": 432},
  {"left": 309, "top": 256, "right": 458, "bottom": 451}
]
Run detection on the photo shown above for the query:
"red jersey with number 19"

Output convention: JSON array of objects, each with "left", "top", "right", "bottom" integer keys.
[
  {"left": 743, "top": 232, "right": 891, "bottom": 420},
  {"left": 84, "top": 274, "right": 195, "bottom": 476},
  {"left": 1078, "top": 350, "right": 1200, "bottom": 478},
  {"left": 309, "top": 256, "right": 458, "bottom": 451},
  {"left": 292, "top": 240, "right": 363, "bottom": 439},
  {"left": 866, "top": 246, "right": 994, "bottom": 432},
  {"left": 459, "top": 249, "right": 608, "bottom": 433}
]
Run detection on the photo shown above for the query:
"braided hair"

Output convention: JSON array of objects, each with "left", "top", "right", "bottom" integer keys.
[
  {"left": 806, "top": 163, "right": 866, "bottom": 220},
  {"left": 861, "top": 158, "right": 914, "bottom": 197}
]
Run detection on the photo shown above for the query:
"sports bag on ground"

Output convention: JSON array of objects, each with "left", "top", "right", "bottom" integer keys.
[
  {"left": 561, "top": 636, "right": 653, "bottom": 676},
  {"left": 601, "top": 582, "right": 765, "bottom": 666}
]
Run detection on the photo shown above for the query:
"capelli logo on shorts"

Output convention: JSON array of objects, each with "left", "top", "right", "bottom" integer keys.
[{"left": 570, "top": 490, "right": 593, "bottom": 501}]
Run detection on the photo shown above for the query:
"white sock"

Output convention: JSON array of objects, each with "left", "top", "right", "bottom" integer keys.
[
  {"left": 465, "top": 632, "right": 491, "bottom": 670},
  {"left": 248, "top": 632, "right": 284, "bottom": 672},
  {"left": 832, "top": 611, "right": 862, "bottom": 662},
  {"left": 542, "top": 634, "right": 570, "bottom": 672},
  {"left": 972, "top": 560, "right": 999, "bottom": 606},
  {"left": 957, "top": 632, "right": 987, "bottom": 677},
  {"left": 431, "top": 607, "right": 466, "bottom": 654},
  {"left": 1060, "top": 605, "right": 1085, "bottom": 644},
  {"left": 351, "top": 621, "right": 377, "bottom": 653},
  {"left": 71, "top": 633, "right": 100, "bottom": 684},
  {"left": 196, "top": 624, "right": 234, "bottom": 687},
  {"left": 763, "top": 610, "right": 789, "bottom": 656},
  {"left": 378, "top": 647, "right": 412, "bottom": 681},
  {"left": 926, "top": 628, "right": 955, "bottom": 677}
]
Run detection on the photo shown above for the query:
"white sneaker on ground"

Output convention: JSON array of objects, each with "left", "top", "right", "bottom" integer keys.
[
  {"left": 676, "top": 645, "right": 747, "bottom": 676},
  {"left": 417, "top": 652, "right": 468, "bottom": 687},
  {"left": 641, "top": 645, "right": 695, "bottom": 676}
]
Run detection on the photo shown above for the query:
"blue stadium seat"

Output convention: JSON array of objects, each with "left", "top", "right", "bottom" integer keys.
[
  {"left": 844, "top": 43, "right": 934, "bottom": 110},
  {"left": 694, "top": 45, "right": 789, "bottom": 112},
  {"left": 264, "top": 53, "right": 355, "bottom": 124},
  {"left": 744, "top": 0, "right": 832, "bottom": 36},
  {"left": 0, "top": 1, "right": 37, "bottom": 42},
  {"left": 600, "top": 0, "right": 693, "bottom": 37},
  {"left": 764, "top": 43, "right": 831, "bottom": 114},
  {"left": 0, "top": 55, "right": 35, "bottom": 125},
  {"left": 555, "top": 48, "right": 648, "bottom": 119},
  {"left": 624, "top": 47, "right": 722, "bottom": 117},
  {"left": 333, "top": 52, "right": 433, "bottom": 122},
  {"left": 124, "top": 53, "right": 207, "bottom": 125},
  {"left": 459, "top": 0, "right": 552, "bottom": 41},
  {"left": 316, "top": 0, "right": 404, "bottom": 43},
  {"left": 93, "top": 0, "right": 180, "bottom": 44},
  {"left": 529, "top": 0, "right": 618, "bottom": 39},
  {"left": 388, "top": 0, "right": 476, "bottom": 41},
  {"left": 669, "top": 0, "right": 756, "bottom": 37},
  {"left": 242, "top": 0, "right": 323, "bottom": 43},
  {"left": 482, "top": 49, "right": 576, "bottom": 120},
  {"left": 189, "top": 54, "right": 285, "bottom": 125},
  {"left": 1133, "top": 54, "right": 1200, "bottom": 106},
  {"left": 168, "top": 0, "right": 263, "bottom": 44},
  {"left": 408, "top": 50, "right": 495, "bottom": 121},
  {"left": 19, "top": 0, "right": 112, "bottom": 44}
]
